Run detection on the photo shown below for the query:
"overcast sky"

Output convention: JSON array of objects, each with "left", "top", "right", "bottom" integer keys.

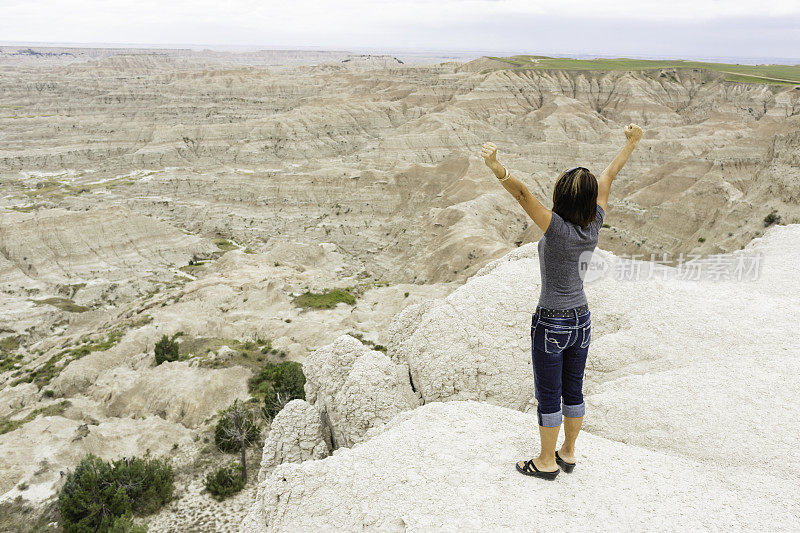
[{"left": 2, "top": 0, "right": 799, "bottom": 60}]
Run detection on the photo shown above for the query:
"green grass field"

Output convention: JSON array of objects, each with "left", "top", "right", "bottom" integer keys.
[{"left": 485, "top": 55, "right": 800, "bottom": 86}]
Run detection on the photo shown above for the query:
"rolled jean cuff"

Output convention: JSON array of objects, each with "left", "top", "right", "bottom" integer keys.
[
  {"left": 563, "top": 401, "right": 585, "bottom": 418},
  {"left": 537, "top": 409, "right": 562, "bottom": 427}
]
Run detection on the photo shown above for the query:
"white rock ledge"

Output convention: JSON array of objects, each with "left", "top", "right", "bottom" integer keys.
[{"left": 241, "top": 401, "right": 797, "bottom": 532}]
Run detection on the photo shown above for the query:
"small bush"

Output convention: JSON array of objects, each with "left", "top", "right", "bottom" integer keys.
[
  {"left": 154, "top": 334, "right": 180, "bottom": 365},
  {"left": 58, "top": 454, "right": 172, "bottom": 532},
  {"left": 0, "top": 353, "right": 23, "bottom": 372},
  {"left": 112, "top": 456, "right": 174, "bottom": 515},
  {"left": 248, "top": 361, "right": 305, "bottom": 397},
  {"left": 214, "top": 402, "right": 260, "bottom": 454},
  {"left": 213, "top": 238, "right": 237, "bottom": 251},
  {"left": 262, "top": 384, "right": 295, "bottom": 420},
  {"left": 764, "top": 209, "right": 781, "bottom": 227},
  {"left": 204, "top": 462, "right": 246, "bottom": 501},
  {"left": 697, "top": 237, "right": 706, "bottom": 243},
  {"left": 108, "top": 515, "right": 148, "bottom": 532},
  {"left": 249, "top": 361, "right": 306, "bottom": 418},
  {"left": 0, "top": 335, "right": 21, "bottom": 351}
]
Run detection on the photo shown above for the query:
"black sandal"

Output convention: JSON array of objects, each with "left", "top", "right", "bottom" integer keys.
[
  {"left": 555, "top": 450, "right": 576, "bottom": 473},
  {"left": 515, "top": 459, "right": 559, "bottom": 480}
]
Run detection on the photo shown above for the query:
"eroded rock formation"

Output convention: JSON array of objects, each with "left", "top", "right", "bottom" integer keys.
[
  {"left": 243, "top": 223, "right": 800, "bottom": 531},
  {"left": 303, "top": 334, "right": 421, "bottom": 448},
  {"left": 255, "top": 399, "right": 330, "bottom": 482}
]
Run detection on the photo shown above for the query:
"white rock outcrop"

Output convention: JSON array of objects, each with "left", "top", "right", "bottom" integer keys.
[
  {"left": 386, "top": 244, "right": 549, "bottom": 410},
  {"left": 242, "top": 401, "right": 798, "bottom": 532},
  {"left": 302, "top": 334, "right": 421, "bottom": 448},
  {"left": 244, "top": 224, "right": 800, "bottom": 531},
  {"left": 256, "top": 399, "right": 330, "bottom": 483}
]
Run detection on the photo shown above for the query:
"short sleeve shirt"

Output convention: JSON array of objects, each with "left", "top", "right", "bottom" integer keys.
[{"left": 536, "top": 204, "right": 604, "bottom": 309}]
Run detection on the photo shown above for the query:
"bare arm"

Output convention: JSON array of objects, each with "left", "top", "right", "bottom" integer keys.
[
  {"left": 480, "top": 142, "right": 552, "bottom": 233},
  {"left": 597, "top": 123, "right": 643, "bottom": 211}
]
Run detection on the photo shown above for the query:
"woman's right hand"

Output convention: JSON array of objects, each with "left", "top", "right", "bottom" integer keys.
[
  {"left": 624, "top": 123, "right": 643, "bottom": 144},
  {"left": 481, "top": 142, "right": 501, "bottom": 170}
]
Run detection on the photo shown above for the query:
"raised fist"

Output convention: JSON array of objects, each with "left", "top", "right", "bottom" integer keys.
[
  {"left": 624, "top": 123, "right": 643, "bottom": 143},
  {"left": 481, "top": 141, "right": 499, "bottom": 167}
]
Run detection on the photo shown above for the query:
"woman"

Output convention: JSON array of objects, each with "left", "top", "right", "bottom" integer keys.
[{"left": 480, "top": 123, "right": 643, "bottom": 480}]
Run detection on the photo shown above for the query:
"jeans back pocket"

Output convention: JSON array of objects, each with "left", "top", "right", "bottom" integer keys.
[
  {"left": 580, "top": 323, "right": 591, "bottom": 348},
  {"left": 543, "top": 328, "right": 572, "bottom": 354}
]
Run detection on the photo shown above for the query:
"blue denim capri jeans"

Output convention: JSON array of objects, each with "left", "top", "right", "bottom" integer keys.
[{"left": 530, "top": 308, "right": 591, "bottom": 427}]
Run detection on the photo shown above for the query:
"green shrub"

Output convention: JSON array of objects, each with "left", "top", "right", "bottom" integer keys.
[
  {"left": 764, "top": 209, "right": 781, "bottom": 227},
  {"left": 204, "top": 462, "right": 246, "bottom": 501},
  {"left": 697, "top": 237, "right": 706, "bottom": 243},
  {"left": 248, "top": 361, "right": 305, "bottom": 397},
  {"left": 112, "top": 456, "right": 174, "bottom": 515},
  {"left": 248, "top": 361, "right": 306, "bottom": 418},
  {"left": 108, "top": 515, "right": 148, "bottom": 533},
  {"left": 259, "top": 339, "right": 273, "bottom": 354},
  {"left": 214, "top": 401, "right": 261, "bottom": 454},
  {"left": 0, "top": 335, "right": 21, "bottom": 352},
  {"left": 292, "top": 288, "right": 356, "bottom": 309},
  {"left": 0, "top": 353, "right": 23, "bottom": 372},
  {"left": 154, "top": 334, "right": 180, "bottom": 365},
  {"left": 262, "top": 383, "right": 291, "bottom": 420},
  {"left": 58, "top": 454, "right": 172, "bottom": 532}
]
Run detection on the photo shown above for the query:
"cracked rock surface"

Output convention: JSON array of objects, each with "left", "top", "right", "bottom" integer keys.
[
  {"left": 303, "top": 334, "right": 422, "bottom": 449},
  {"left": 256, "top": 399, "right": 330, "bottom": 483}
]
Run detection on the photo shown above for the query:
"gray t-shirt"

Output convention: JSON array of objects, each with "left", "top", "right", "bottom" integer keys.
[{"left": 537, "top": 204, "right": 604, "bottom": 310}]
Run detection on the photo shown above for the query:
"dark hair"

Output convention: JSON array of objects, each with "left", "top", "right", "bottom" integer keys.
[{"left": 552, "top": 167, "right": 598, "bottom": 230}]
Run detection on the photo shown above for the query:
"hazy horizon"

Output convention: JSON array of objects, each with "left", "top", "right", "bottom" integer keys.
[
  {"left": 2, "top": 41, "right": 799, "bottom": 66},
  {"left": 3, "top": 1, "right": 800, "bottom": 64}
]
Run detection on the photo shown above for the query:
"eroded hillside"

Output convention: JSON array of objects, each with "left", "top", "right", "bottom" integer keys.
[
  {"left": 0, "top": 49, "right": 799, "bottom": 530},
  {"left": 3, "top": 53, "right": 799, "bottom": 286}
]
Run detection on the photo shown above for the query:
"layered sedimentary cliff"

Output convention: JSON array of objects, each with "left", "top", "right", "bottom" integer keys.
[{"left": 2, "top": 54, "right": 799, "bottom": 289}]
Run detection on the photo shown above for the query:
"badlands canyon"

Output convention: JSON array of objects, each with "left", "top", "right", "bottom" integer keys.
[{"left": 1, "top": 47, "right": 799, "bottom": 531}]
